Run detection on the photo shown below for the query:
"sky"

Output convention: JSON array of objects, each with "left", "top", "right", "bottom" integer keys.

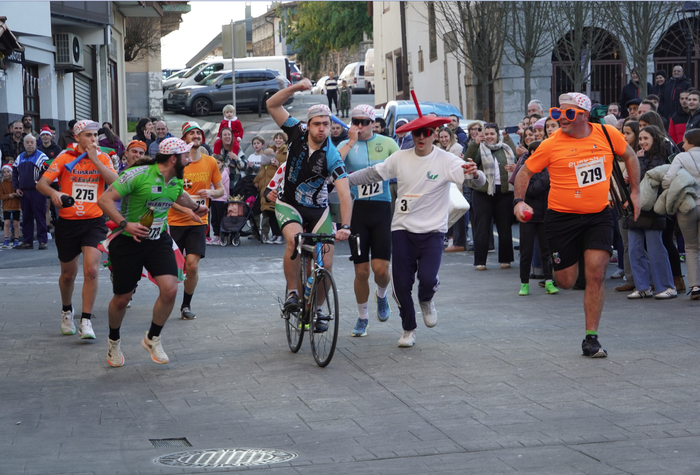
[{"left": 160, "top": 1, "right": 272, "bottom": 70}]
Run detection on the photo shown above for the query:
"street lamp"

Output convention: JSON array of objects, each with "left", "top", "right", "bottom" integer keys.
[{"left": 677, "top": 1, "right": 700, "bottom": 85}]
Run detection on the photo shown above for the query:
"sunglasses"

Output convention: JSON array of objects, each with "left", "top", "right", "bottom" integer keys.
[
  {"left": 549, "top": 107, "right": 587, "bottom": 121},
  {"left": 411, "top": 128, "right": 435, "bottom": 138},
  {"left": 470, "top": 127, "right": 482, "bottom": 132},
  {"left": 351, "top": 118, "right": 372, "bottom": 126}
]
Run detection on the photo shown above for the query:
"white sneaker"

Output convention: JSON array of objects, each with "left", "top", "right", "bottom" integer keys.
[
  {"left": 398, "top": 329, "right": 416, "bottom": 347},
  {"left": 141, "top": 332, "right": 169, "bottom": 364},
  {"left": 475, "top": 265, "right": 487, "bottom": 271},
  {"left": 61, "top": 308, "right": 75, "bottom": 335},
  {"left": 274, "top": 236, "right": 285, "bottom": 244},
  {"left": 419, "top": 300, "right": 438, "bottom": 328},
  {"left": 654, "top": 288, "right": 678, "bottom": 300},
  {"left": 610, "top": 269, "right": 625, "bottom": 279},
  {"left": 107, "top": 339, "right": 124, "bottom": 367},
  {"left": 79, "top": 318, "right": 96, "bottom": 339},
  {"left": 627, "top": 289, "right": 652, "bottom": 299}
]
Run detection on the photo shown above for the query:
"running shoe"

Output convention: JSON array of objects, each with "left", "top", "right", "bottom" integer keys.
[
  {"left": 375, "top": 290, "right": 390, "bottom": 322},
  {"left": 14, "top": 242, "right": 33, "bottom": 249},
  {"left": 12, "top": 239, "right": 19, "bottom": 248},
  {"left": 351, "top": 318, "right": 368, "bottom": 337},
  {"left": 38, "top": 243, "right": 48, "bottom": 250},
  {"left": 690, "top": 286, "right": 700, "bottom": 300},
  {"left": 1, "top": 239, "right": 10, "bottom": 248},
  {"left": 398, "top": 329, "right": 416, "bottom": 347},
  {"left": 627, "top": 289, "right": 652, "bottom": 299},
  {"left": 141, "top": 332, "right": 169, "bottom": 364},
  {"left": 519, "top": 283, "right": 529, "bottom": 296},
  {"left": 500, "top": 263, "right": 511, "bottom": 269},
  {"left": 654, "top": 288, "right": 677, "bottom": 300},
  {"left": 180, "top": 307, "right": 197, "bottom": 320},
  {"left": 581, "top": 335, "right": 607, "bottom": 358},
  {"left": 475, "top": 265, "right": 487, "bottom": 271},
  {"left": 283, "top": 292, "right": 300, "bottom": 312},
  {"left": 419, "top": 300, "right": 437, "bottom": 328},
  {"left": 313, "top": 310, "right": 328, "bottom": 333},
  {"left": 107, "top": 339, "right": 124, "bottom": 367},
  {"left": 545, "top": 281, "right": 559, "bottom": 294},
  {"left": 79, "top": 318, "right": 96, "bottom": 339},
  {"left": 610, "top": 269, "right": 624, "bottom": 279},
  {"left": 61, "top": 307, "right": 76, "bottom": 335}
]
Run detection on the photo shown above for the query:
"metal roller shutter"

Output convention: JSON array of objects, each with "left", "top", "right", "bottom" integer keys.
[{"left": 74, "top": 74, "right": 92, "bottom": 120}]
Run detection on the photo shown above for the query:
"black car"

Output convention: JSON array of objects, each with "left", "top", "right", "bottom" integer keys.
[{"left": 167, "top": 69, "right": 292, "bottom": 116}]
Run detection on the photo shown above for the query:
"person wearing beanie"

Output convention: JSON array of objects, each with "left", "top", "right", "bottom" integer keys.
[
  {"left": 650, "top": 69, "right": 673, "bottom": 120},
  {"left": 533, "top": 117, "right": 546, "bottom": 141}
]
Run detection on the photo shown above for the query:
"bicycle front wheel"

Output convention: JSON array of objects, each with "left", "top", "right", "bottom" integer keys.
[
  {"left": 284, "top": 287, "right": 305, "bottom": 353},
  {"left": 309, "top": 269, "right": 339, "bottom": 367}
]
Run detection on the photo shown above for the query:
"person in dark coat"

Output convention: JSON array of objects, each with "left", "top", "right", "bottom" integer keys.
[
  {"left": 619, "top": 70, "right": 652, "bottom": 119},
  {"left": 330, "top": 121, "right": 349, "bottom": 147},
  {"left": 650, "top": 70, "right": 673, "bottom": 120},
  {"left": 668, "top": 65, "right": 693, "bottom": 118},
  {"left": 57, "top": 119, "right": 77, "bottom": 149}
]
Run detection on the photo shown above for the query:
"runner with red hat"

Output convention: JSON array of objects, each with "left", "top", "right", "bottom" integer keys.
[{"left": 348, "top": 91, "right": 486, "bottom": 348}]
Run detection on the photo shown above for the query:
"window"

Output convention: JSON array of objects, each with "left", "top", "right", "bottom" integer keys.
[
  {"left": 23, "top": 64, "right": 40, "bottom": 121},
  {"left": 444, "top": 31, "right": 458, "bottom": 54},
  {"left": 418, "top": 47, "right": 424, "bottom": 73},
  {"left": 428, "top": 2, "right": 437, "bottom": 62}
]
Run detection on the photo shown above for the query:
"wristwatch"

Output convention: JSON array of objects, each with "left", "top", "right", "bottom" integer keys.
[
  {"left": 341, "top": 224, "right": 351, "bottom": 230},
  {"left": 118, "top": 220, "right": 127, "bottom": 229},
  {"left": 513, "top": 198, "right": 525, "bottom": 207}
]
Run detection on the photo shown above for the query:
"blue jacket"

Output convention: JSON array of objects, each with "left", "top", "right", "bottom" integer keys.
[{"left": 12, "top": 150, "right": 48, "bottom": 191}]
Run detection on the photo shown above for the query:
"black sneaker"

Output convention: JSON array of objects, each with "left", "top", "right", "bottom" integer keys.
[
  {"left": 313, "top": 310, "right": 328, "bottom": 333},
  {"left": 283, "top": 292, "right": 300, "bottom": 312},
  {"left": 581, "top": 335, "right": 607, "bottom": 358},
  {"left": 14, "top": 242, "right": 33, "bottom": 250},
  {"left": 180, "top": 306, "right": 197, "bottom": 320}
]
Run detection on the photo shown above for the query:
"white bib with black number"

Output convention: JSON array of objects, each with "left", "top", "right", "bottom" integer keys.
[
  {"left": 575, "top": 158, "right": 605, "bottom": 188},
  {"left": 396, "top": 193, "right": 423, "bottom": 214},
  {"left": 358, "top": 182, "right": 383, "bottom": 199},
  {"left": 147, "top": 220, "right": 164, "bottom": 241},
  {"left": 73, "top": 183, "right": 98, "bottom": 202},
  {"left": 190, "top": 195, "right": 206, "bottom": 208}
]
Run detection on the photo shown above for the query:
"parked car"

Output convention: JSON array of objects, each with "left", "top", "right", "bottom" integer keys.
[
  {"left": 364, "top": 49, "right": 374, "bottom": 94},
  {"left": 163, "top": 58, "right": 232, "bottom": 110},
  {"left": 383, "top": 100, "right": 463, "bottom": 137},
  {"left": 311, "top": 76, "right": 330, "bottom": 95},
  {"left": 167, "top": 69, "right": 291, "bottom": 116},
  {"left": 339, "top": 61, "right": 365, "bottom": 92},
  {"left": 289, "top": 61, "right": 302, "bottom": 83}
]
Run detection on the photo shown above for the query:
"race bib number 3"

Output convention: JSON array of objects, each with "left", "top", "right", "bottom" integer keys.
[
  {"left": 358, "top": 182, "right": 383, "bottom": 199},
  {"left": 396, "top": 194, "right": 423, "bottom": 214},
  {"left": 73, "top": 183, "right": 98, "bottom": 202},
  {"left": 575, "top": 158, "right": 605, "bottom": 188},
  {"left": 147, "top": 220, "right": 164, "bottom": 240}
]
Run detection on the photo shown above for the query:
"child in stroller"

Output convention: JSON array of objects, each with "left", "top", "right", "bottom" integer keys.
[{"left": 220, "top": 175, "right": 259, "bottom": 246}]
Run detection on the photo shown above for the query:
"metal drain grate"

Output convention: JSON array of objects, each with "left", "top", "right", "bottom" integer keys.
[
  {"left": 149, "top": 438, "right": 193, "bottom": 448},
  {"left": 156, "top": 448, "right": 298, "bottom": 467}
]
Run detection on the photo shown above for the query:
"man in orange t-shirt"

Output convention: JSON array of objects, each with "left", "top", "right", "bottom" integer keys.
[
  {"left": 37, "top": 120, "right": 118, "bottom": 340},
  {"left": 514, "top": 93, "right": 641, "bottom": 359},
  {"left": 167, "top": 121, "right": 224, "bottom": 320}
]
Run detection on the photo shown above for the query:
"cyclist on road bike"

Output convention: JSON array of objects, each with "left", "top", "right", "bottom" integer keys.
[{"left": 266, "top": 79, "right": 353, "bottom": 326}]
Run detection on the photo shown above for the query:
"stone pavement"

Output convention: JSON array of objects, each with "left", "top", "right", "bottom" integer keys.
[{"left": 1, "top": 239, "right": 699, "bottom": 474}]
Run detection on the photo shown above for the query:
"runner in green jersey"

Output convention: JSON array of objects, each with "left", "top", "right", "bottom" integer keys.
[{"left": 97, "top": 138, "right": 208, "bottom": 367}]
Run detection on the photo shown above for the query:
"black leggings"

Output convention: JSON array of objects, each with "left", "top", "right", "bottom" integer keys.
[
  {"left": 210, "top": 201, "right": 226, "bottom": 236},
  {"left": 264, "top": 210, "right": 281, "bottom": 236},
  {"left": 326, "top": 90, "right": 338, "bottom": 112},
  {"left": 662, "top": 215, "right": 682, "bottom": 278},
  {"left": 519, "top": 221, "right": 552, "bottom": 283},
  {"left": 472, "top": 190, "right": 514, "bottom": 266}
]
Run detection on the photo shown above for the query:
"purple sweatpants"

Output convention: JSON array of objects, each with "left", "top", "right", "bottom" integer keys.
[
  {"left": 391, "top": 230, "right": 443, "bottom": 331},
  {"left": 20, "top": 189, "right": 47, "bottom": 244}
]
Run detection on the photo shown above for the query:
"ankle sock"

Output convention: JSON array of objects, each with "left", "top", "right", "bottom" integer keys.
[
  {"left": 81, "top": 312, "right": 91, "bottom": 321},
  {"left": 109, "top": 326, "right": 120, "bottom": 341},
  {"left": 181, "top": 292, "right": 193, "bottom": 310},
  {"left": 62, "top": 304, "right": 73, "bottom": 312},
  {"left": 585, "top": 330, "right": 597, "bottom": 336},
  {"left": 376, "top": 286, "right": 388, "bottom": 299},
  {"left": 148, "top": 322, "right": 164, "bottom": 340}
]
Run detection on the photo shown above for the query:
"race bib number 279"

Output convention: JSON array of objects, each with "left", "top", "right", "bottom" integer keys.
[{"left": 575, "top": 158, "right": 605, "bottom": 188}]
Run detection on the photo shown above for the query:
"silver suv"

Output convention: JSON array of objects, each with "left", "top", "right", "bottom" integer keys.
[{"left": 167, "top": 69, "right": 292, "bottom": 116}]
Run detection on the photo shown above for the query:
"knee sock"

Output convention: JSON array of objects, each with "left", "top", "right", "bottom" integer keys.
[
  {"left": 81, "top": 312, "right": 91, "bottom": 321},
  {"left": 376, "top": 286, "right": 388, "bottom": 299},
  {"left": 357, "top": 302, "right": 369, "bottom": 320},
  {"left": 148, "top": 322, "right": 164, "bottom": 340},
  {"left": 181, "top": 292, "right": 193, "bottom": 310},
  {"left": 109, "top": 326, "right": 120, "bottom": 341},
  {"left": 62, "top": 304, "right": 72, "bottom": 312}
]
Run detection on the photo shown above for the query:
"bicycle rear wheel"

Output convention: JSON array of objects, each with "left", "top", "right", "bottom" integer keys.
[
  {"left": 285, "top": 305, "right": 305, "bottom": 353},
  {"left": 309, "top": 269, "right": 339, "bottom": 367}
]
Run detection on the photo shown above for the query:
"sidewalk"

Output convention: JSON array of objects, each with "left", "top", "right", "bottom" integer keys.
[{"left": 1, "top": 243, "right": 699, "bottom": 474}]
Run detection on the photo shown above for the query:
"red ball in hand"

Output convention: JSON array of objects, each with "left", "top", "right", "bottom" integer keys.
[{"left": 522, "top": 209, "right": 532, "bottom": 221}]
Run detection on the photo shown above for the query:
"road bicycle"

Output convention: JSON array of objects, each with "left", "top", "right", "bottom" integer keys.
[{"left": 280, "top": 232, "right": 359, "bottom": 367}]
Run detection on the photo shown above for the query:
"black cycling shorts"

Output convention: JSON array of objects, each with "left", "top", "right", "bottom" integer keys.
[
  {"left": 3, "top": 210, "right": 19, "bottom": 221},
  {"left": 54, "top": 217, "right": 108, "bottom": 263},
  {"left": 545, "top": 207, "right": 614, "bottom": 271},
  {"left": 169, "top": 224, "right": 207, "bottom": 258},
  {"left": 110, "top": 233, "right": 178, "bottom": 295},
  {"left": 350, "top": 200, "right": 392, "bottom": 264}
]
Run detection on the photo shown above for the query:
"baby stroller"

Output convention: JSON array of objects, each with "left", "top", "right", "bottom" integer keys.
[{"left": 219, "top": 196, "right": 254, "bottom": 247}]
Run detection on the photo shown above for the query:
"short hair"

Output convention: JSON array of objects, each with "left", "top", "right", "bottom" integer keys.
[
  {"left": 640, "top": 99, "right": 657, "bottom": 111},
  {"left": 375, "top": 117, "right": 386, "bottom": 129},
  {"left": 528, "top": 99, "right": 544, "bottom": 111},
  {"left": 528, "top": 113, "right": 542, "bottom": 120},
  {"left": 528, "top": 140, "right": 542, "bottom": 154},
  {"left": 483, "top": 122, "right": 500, "bottom": 135},
  {"left": 68, "top": 119, "right": 77, "bottom": 129},
  {"left": 688, "top": 90, "right": 700, "bottom": 99},
  {"left": 646, "top": 94, "right": 660, "bottom": 102},
  {"left": 251, "top": 135, "right": 265, "bottom": 144},
  {"left": 49, "top": 125, "right": 56, "bottom": 132},
  {"left": 213, "top": 154, "right": 224, "bottom": 162},
  {"left": 223, "top": 104, "right": 236, "bottom": 114},
  {"left": 22, "top": 114, "right": 32, "bottom": 122},
  {"left": 149, "top": 117, "right": 159, "bottom": 123},
  {"left": 10, "top": 120, "right": 22, "bottom": 128},
  {"left": 273, "top": 131, "right": 288, "bottom": 141},
  {"left": 684, "top": 128, "right": 700, "bottom": 147},
  {"left": 23, "top": 134, "right": 36, "bottom": 143}
]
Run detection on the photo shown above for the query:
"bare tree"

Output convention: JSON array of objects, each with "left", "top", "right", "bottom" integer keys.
[
  {"left": 548, "top": 1, "right": 611, "bottom": 94},
  {"left": 504, "top": 2, "right": 554, "bottom": 109},
  {"left": 430, "top": 1, "right": 508, "bottom": 121},
  {"left": 124, "top": 17, "right": 161, "bottom": 63},
  {"left": 603, "top": 1, "right": 681, "bottom": 98}
]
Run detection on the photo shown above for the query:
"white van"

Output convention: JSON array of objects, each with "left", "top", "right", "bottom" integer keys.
[
  {"left": 339, "top": 61, "right": 366, "bottom": 93},
  {"left": 233, "top": 56, "right": 292, "bottom": 83},
  {"left": 364, "top": 49, "right": 374, "bottom": 94}
]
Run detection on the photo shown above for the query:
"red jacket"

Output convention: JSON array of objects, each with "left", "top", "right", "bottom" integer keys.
[
  {"left": 216, "top": 118, "right": 243, "bottom": 155},
  {"left": 669, "top": 109, "right": 690, "bottom": 144}
]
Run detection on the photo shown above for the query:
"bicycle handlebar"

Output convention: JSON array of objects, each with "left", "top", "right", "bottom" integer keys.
[{"left": 291, "top": 233, "right": 360, "bottom": 261}]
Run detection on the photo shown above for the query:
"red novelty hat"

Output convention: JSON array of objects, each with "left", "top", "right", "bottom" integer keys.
[{"left": 395, "top": 90, "right": 451, "bottom": 134}]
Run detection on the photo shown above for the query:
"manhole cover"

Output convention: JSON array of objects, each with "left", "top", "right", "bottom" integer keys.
[{"left": 156, "top": 448, "right": 298, "bottom": 468}]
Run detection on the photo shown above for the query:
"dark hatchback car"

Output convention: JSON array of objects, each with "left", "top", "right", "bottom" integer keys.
[{"left": 167, "top": 68, "right": 292, "bottom": 116}]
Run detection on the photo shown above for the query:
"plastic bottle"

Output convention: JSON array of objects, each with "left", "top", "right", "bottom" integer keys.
[
  {"left": 303, "top": 277, "right": 313, "bottom": 302},
  {"left": 139, "top": 206, "right": 155, "bottom": 228}
]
